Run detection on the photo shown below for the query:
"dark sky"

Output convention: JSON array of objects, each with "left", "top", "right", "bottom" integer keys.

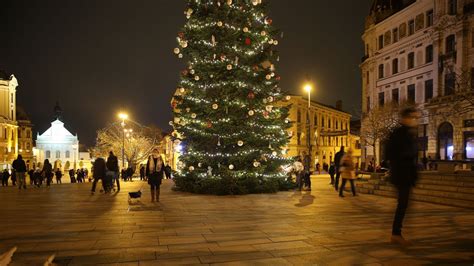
[{"left": 1, "top": 1, "right": 372, "bottom": 147}]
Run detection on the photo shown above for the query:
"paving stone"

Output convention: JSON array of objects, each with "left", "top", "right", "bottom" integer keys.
[{"left": 0, "top": 177, "right": 472, "bottom": 265}]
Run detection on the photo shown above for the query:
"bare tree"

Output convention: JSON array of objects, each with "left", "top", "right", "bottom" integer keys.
[
  {"left": 360, "top": 103, "right": 403, "bottom": 168},
  {"left": 92, "top": 122, "right": 162, "bottom": 169}
]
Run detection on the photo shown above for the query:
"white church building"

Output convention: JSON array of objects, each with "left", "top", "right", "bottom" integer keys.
[{"left": 36, "top": 119, "right": 79, "bottom": 171}]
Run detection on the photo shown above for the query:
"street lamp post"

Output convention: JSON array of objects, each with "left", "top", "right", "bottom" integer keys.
[
  {"left": 118, "top": 113, "right": 129, "bottom": 169},
  {"left": 304, "top": 84, "right": 313, "bottom": 164}
]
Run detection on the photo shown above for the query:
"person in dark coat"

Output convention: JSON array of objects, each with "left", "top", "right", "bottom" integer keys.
[
  {"left": 2, "top": 169, "right": 9, "bottom": 186},
  {"left": 42, "top": 159, "right": 53, "bottom": 187},
  {"left": 55, "top": 169, "right": 62, "bottom": 184},
  {"left": 164, "top": 165, "right": 172, "bottom": 179},
  {"left": 146, "top": 149, "right": 164, "bottom": 202},
  {"left": 69, "top": 169, "right": 75, "bottom": 183},
  {"left": 328, "top": 162, "right": 336, "bottom": 185},
  {"left": 12, "top": 155, "right": 27, "bottom": 190},
  {"left": 126, "top": 167, "right": 134, "bottom": 181},
  {"left": 385, "top": 107, "right": 420, "bottom": 246},
  {"left": 91, "top": 158, "right": 107, "bottom": 194},
  {"left": 334, "top": 146, "right": 345, "bottom": 191},
  {"left": 106, "top": 151, "right": 120, "bottom": 191}
]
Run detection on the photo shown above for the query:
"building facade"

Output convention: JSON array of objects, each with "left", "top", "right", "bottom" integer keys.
[
  {"left": 17, "top": 111, "right": 34, "bottom": 170},
  {"left": 0, "top": 71, "right": 18, "bottom": 169},
  {"left": 36, "top": 119, "right": 80, "bottom": 171},
  {"left": 361, "top": 0, "right": 474, "bottom": 163},
  {"left": 284, "top": 96, "right": 360, "bottom": 168}
]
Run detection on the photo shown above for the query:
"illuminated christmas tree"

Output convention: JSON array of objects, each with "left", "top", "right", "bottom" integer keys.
[{"left": 171, "top": 0, "right": 293, "bottom": 195}]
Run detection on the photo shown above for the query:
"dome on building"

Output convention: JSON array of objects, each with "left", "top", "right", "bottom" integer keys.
[{"left": 16, "top": 106, "right": 30, "bottom": 121}]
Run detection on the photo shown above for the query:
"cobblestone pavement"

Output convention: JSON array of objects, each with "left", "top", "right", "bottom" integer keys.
[{"left": 0, "top": 176, "right": 472, "bottom": 265}]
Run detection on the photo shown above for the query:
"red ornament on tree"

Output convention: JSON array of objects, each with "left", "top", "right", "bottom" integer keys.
[
  {"left": 206, "top": 121, "right": 213, "bottom": 128},
  {"left": 275, "top": 76, "right": 281, "bottom": 81},
  {"left": 247, "top": 91, "right": 255, "bottom": 99},
  {"left": 178, "top": 32, "right": 185, "bottom": 38},
  {"left": 171, "top": 101, "right": 178, "bottom": 109},
  {"left": 266, "top": 18, "right": 273, "bottom": 25},
  {"left": 181, "top": 69, "right": 189, "bottom": 76},
  {"left": 245, "top": 37, "right": 252, "bottom": 45}
]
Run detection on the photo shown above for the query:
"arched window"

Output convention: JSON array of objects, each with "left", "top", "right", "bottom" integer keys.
[
  {"left": 56, "top": 151, "right": 60, "bottom": 159},
  {"left": 438, "top": 122, "right": 454, "bottom": 160},
  {"left": 46, "top": 150, "right": 51, "bottom": 158}
]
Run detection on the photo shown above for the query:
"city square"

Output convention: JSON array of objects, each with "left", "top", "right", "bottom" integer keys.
[{"left": 0, "top": 177, "right": 473, "bottom": 265}]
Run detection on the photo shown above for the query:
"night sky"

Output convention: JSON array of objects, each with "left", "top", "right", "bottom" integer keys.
[{"left": 1, "top": 1, "right": 372, "bottom": 147}]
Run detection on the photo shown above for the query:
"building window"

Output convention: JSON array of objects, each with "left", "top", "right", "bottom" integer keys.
[
  {"left": 393, "top": 28, "right": 399, "bottom": 43},
  {"left": 415, "top": 13, "right": 425, "bottom": 31},
  {"left": 335, "top": 121, "right": 339, "bottom": 130},
  {"left": 378, "top": 92, "right": 385, "bottom": 106},
  {"left": 438, "top": 122, "right": 454, "bottom": 160},
  {"left": 448, "top": 0, "right": 457, "bottom": 15},
  {"left": 446, "top": 34, "right": 456, "bottom": 54},
  {"left": 399, "top": 23, "right": 407, "bottom": 39},
  {"left": 66, "top": 151, "right": 70, "bottom": 158},
  {"left": 425, "top": 79, "right": 434, "bottom": 102},
  {"left": 392, "top": 88, "right": 399, "bottom": 104},
  {"left": 322, "top": 117, "right": 325, "bottom": 128},
  {"left": 408, "top": 52, "right": 415, "bottom": 69},
  {"left": 427, "top": 10, "right": 433, "bottom": 27},
  {"left": 4, "top": 129, "right": 6, "bottom": 139},
  {"left": 27, "top": 130, "right": 30, "bottom": 138},
  {"left": 46, "top": 151, "right": 51, "bottom": 159},
  {"left": 26, "top": 143, "right": 30, "bottom": 150},
  {"left": 297, "top": 110, "right": 301, "bottom": 123},
  {"left": 408, "top": 20, "right": 415, "bottom": 35},
  {"left": 297, "top": 133, "right": 301, "bottom": 145},
  {"left": 10, "top": 93, "right": 13, "bottom": 103},
  {"left": 328, "top": 119, "right": 331, "bottom": 129},
  {"left": 367, "top": 96, "right": 371, "bottom": 112},
  {"left": 408, "top": 84, "right": 416, "bottom": 103},
  {"left": 378, "top": 64, "right": 384, "bottom": 79},
  {"left": 314, "top": 115, "right": 318, "bottom": 126},
  {"left": 378, "top": 35, "right": 384, "bottom": 50},
  {"left": 392, "top": 58, "right": 399, "bottom": 74},
  {"left": 465, "top": 133, "right": 474, "bottom": 159},
  {"left": 366, "top": 71, "right": 369, "bottom": 84},
  {"left": 426, "top": 45, "right": 433, "bottom": 63},
  {"left": 445, "top": 72, "right": 455, "bottom": 95},
  {"left": 18, "top": 130, "right": 21, "bottom": 138},
  {"left": 56, "top": 151, "right": 60, "bottom": 159}
]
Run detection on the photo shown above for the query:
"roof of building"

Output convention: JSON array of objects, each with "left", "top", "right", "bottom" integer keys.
[
  {"left": 369, "top": 0, "right": 416, "bottom": 24},
  {"left": 16, "top": 106, "right": 30, "bottom": 121},
  {"left": 288, "top": 95, "right": 351, "bottom": 116}
]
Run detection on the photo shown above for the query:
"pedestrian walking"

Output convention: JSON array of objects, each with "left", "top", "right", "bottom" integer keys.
[
  {"left": 55, "top": 169, "right": 62, "bottom": 184},
  {"left": 126, "top": 167, "right": 134, "bottom": 181},
  {"left": 334, "top": 146, "right": 345, "bottom": 191},
  {"left": 385, "top": 107, "right": 420, "bottom": 246},
  {"left": 328, "top": 162, "right": 336, "bottom": 185},
  {"left": 146, "top": 149, "right": 165, "bottom": 202},
  {"left": 42, "top": 159, "right": 53, "bottom": 187},
  {"left": 69, "top": 169, "right": 75, "bottom": 183},
  {"left": 164, "top": 165, "right": 172, "bottom": 179},
  {"left": 339, "top": 149, "right": 357, "bottom": 197},
  {"left": 91, "top": 158, "right": 107, "bottom": 194},
  {"left": 293, "top": 158, "right": 305, "bottom": 191},
  {"left": 315, "top": 163, "right": 321, "bottom": 175},
  {"left": 1, "top": 169, "right": 9, "bottom": 186},
  {"left": 106, "top": 151, "right": 120, "bottom": 192},
  {"left": 302, "top": 151, "right": 311, "bottom": 191}
]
